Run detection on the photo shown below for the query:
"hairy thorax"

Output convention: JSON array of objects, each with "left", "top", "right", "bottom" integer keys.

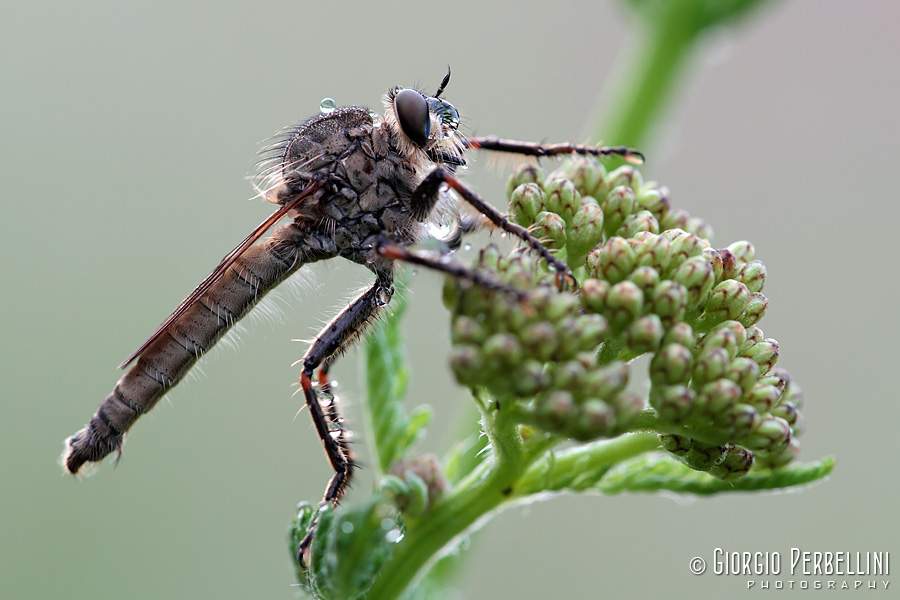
[{"left": 267, "top": 107, "right": 433, "bottom": 269}]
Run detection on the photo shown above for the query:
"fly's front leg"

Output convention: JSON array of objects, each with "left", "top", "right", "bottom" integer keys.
[
  {"left": 410, "top": 169, "right": 575, "bottom": 289},
  {"left": 464, "top": 136, "right": 644, "bottom": 164},
  {"left": 297, "top": 270, "right": 394, "bottom": 561}
]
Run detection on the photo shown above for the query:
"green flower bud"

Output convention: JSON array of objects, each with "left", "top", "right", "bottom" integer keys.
[
  {"left": 662, "top": 322, "right": 695, "bottom": 347},
  {"left": 602, "top": 186, "right": 637, "bottom": 237},
  {"left": 506, "top": 162, "right": 545, "bottom": 199},
  {"left": 737, "top": 260, "right": 767, "bottom": 293},
  {"left": 580, "top": 278, "right": 609, "bottom": 312},
  {"left": 513, "top": 360, "right": 547, "bottom": 397},
  {"left": 618, "top": 210, "right": 660, "bottom": 238},
  {"left": 665, "top": 230, "right": 707, "bottom": 265},
  {"left": 600, "top": 165, "right": 643, "bottom": 197},
  {"left": 703, "top": 247, "right": 725, "bottom": 284},
  {"left": 660, "top": 433, "right": 692, "bottom": 454},
  {"left": 745, "top": 383, "right": 782, "bottom": 413},
  {"left": 744, "top": 416, "right": 792, "bottom": 454},
  {"left": 702, "top": 280, "right": 751, "bottom": 326},
  {"left": 686, "top": 216, "right": 713, "bottom": 240},
  {"left": 708, "top": 446, "right": 754, "bottom": 481},
  {"left": 521, "top": 321, "right": 559, "bottom": 363},
  {"left": 582, "top": 360, "right": 630, "bottom": 398},
  {"left": 606, "top": 280, "right": 644, "bottom": 328},
  {"left": 728, "top": 403, "right": 762, "bottom": 440},
  {"left": 543, "top": 291, "right": 580, "bottom": 322},
  {"left": 782, "top": 378, "right": 805, "bottom": 410},
  {"left": 699, "top": 321, "right": 745, "bottom": 359},
  {"left": 741, "top": 326, "right": 765, "bottom": 353},
  {"left": 566, "top": 200, "right": 605, "bottom": 264},
  {"left": 696, "top": 378, "right": 742, "bottom": 416},
  {"left": 530, "top": 210, "right": 567, "bottom": 250},
  {"left": 756, "top": 437, "right": 800, "bottom": 469},
  {"left": 510, "top": 183, "right": 546, "bottom": 225},
  {"left": 628, "top": 265, "right": 661, "bottom": 294},
  {"left": 650, "top": 343, "right": 693, "bottom": 385},
  {"left": 691, "top": 346, "right": 731, "bottom": 387},
  {"left": 670, "top": 255, "right": 715, "bottom": 310},
  {"left": 660, "top": 208, "right": 690, "bottom": 231},
  {"left": 632, "top": 231, "right": 672, "bottom": 271},
  {"left": 739, "top": 292, "right": 768, "bottom": 328},
  {"left": 483, "top": 333, "right": 524, "bottom": 368},
  {"left": 535, "top": 390, "right": 577, "bottom": 429},
  {"left": 724, "top": 357, "right": 761, "bottom": 394},
  {"left": 451, "top": 316, "right": 487, "bottom": 345},
  {"left": 651, "top": 384, "right": 696, "bottom": 424},
  {"left": 771, "top": 400, "right": 799, "bottom": 426},
  {"left": 635, "top": 183, "right": 670, "bottom": 219},
  {"left": 552, "top": 359, "right": 588, "bottom": 391},
  {"left": 450, "top": 345, "right": 482, "bottom": 386},
  {"left": 389, "top": 454, "right": 449, "bottom": 515},
  {"left": 543, "top": 177, "right": 581, "bottom": 219},
  {"left": 727, "top": 240, "right": 756, "bottom": 264},
  {"left": 716, "top": 248, "right": 738, "bottom": 281},
  {"left": 573, "top": 399, "right": 616, "bottom": 440},
  {"left": 477, "top": 244, "right": 503, "bottom": 271},
  {"left": 684, "top": 441, "right": 728, "bottom": 471},
  {"left": 648, "top": 280, "right": 687, "bottom": 321},
  {"left": 598, "top": 237, "right": 639, "bottom": 284},
  {"left": 561, "top": 158, "right": 606, "bottom": 198},
  {"left": 574, "top": 313, "right": 610, "bottom": 351},
  {"left": 742, "top": 338, "right": 780, "bottom": 374},
  {"left": 758, "top": 371, "right": 788, "bottom": 395},
  {"left": 625, "top": 314, "right": 664, "bottom": 354}
]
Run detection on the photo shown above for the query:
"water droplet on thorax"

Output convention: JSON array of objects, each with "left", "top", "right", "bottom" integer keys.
[
  {"left": 463, "top": 243, "right": 472, "bottom": 251},
  {"left": 320, "top": 98, "right": 336, "bottom": 114}
]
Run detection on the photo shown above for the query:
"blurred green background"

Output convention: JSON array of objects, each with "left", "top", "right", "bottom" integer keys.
[{"left": 2, "top": 1, "right": 898, "bottom": 598}]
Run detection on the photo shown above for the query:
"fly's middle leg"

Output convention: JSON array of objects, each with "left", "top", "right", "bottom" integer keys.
[{"left": 297, "top": 271, "right": 394, "bottom": 561}]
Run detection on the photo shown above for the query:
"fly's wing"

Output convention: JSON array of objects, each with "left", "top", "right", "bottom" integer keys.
[{"left": 118, "top": 178, "right": 324, "bottom": 369}]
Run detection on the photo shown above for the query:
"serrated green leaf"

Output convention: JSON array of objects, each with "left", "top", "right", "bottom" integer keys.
[
  {"left": 363, "top": 286, "right": 432, "bottom": 474},
  {"left": 597, "top": 453, "right": 836, "bottom": 494}
]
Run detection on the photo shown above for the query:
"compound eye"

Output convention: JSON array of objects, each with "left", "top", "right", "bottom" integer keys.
[{"left": 395, "top": 88, "right": 430, "bottom": 148}]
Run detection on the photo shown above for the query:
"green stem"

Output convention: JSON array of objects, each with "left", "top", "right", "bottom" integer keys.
[
  {"left": 516, "top": 432, "right": 661, "bottom": 494},
  {"left": 589, "top": 6, "right": 698, "bottom": 153},
  {"left": 368, "top": 411, "right": 527, "bottom": 599}
]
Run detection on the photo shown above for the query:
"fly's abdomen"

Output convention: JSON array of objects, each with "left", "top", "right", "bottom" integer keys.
[{"left": 63, "top": 223, "right": 315, "bottom": 475}]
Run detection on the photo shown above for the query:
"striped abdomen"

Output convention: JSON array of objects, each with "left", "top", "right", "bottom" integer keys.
[{"left": 63, "top": 222, "right": 317, "bottom": 474}]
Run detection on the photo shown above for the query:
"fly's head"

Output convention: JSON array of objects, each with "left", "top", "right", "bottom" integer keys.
[{"left": 384, "top": 70, "right": 467, "bottom": 172}]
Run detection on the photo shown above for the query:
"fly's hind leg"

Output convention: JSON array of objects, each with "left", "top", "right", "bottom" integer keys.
[{"left": 296, "top": 270, "right": 394, "bottom": 562}]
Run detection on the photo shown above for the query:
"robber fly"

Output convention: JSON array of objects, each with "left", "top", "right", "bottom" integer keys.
[{"left": 61, "top": 69, "right": 642, "bottom": 556}]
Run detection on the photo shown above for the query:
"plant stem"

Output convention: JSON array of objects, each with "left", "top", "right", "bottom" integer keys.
[{"left": 589, "top": 6, "right": 698, "bottom": 153}]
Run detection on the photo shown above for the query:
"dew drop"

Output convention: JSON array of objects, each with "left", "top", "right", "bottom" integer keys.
[
  {"left": 341, "top": 522, "right": 355, "bottom": 534},
  {"left": 463, "top": 243, "right": 472, "bottom": 251},
  {"left": 320, "top": 98, "right": 336, "bottom": 114},
  {"left": 385, "top": 528, "right": 403, "bottom": 543},
  {"left": 411, "top": 269, "right": 418, "bottom": 277}
]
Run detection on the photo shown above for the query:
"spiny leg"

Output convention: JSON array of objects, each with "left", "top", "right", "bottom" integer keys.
[
  {"left": 376, "top": 238, "right": 526, "bottom": 301},
  {"left": 410, "top": 169, "right": 575, "bottom": 289},
  {"left": 464, "top": 136, "right": 644, "bottom": 164},
  {"left": 297, "top": 271, "right": 394, "bottom": 562}
]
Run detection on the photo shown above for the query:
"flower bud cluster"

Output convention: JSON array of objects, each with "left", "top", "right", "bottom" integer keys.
[
  {"left": 444, "top": 159, "right": 806, "bottom": 475},
  {"left": 444, "top": 245, "right": 642, "bottom": 440}
]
